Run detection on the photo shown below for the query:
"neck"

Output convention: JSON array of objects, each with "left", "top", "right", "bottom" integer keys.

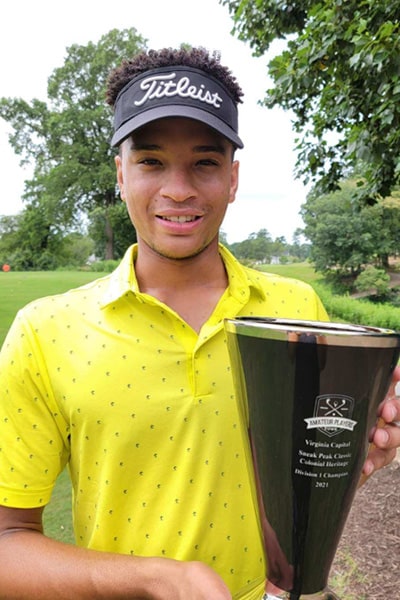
[
  {"left": 134, "top": 238, "right": 227, "bottom": 291},
  {"left": 134, "top": 239, "right": 229, "bottom": 333}
]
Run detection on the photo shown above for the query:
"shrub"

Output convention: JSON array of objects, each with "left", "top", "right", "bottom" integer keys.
[
  {"left": 89, "top": 260, "right": 119, "bottom": 273},
  {"left": 313, "top": 282, "right": 400, "bottom": 331},
  {"left": 354, "top": 266, "right": 390, "bottom": 296}
]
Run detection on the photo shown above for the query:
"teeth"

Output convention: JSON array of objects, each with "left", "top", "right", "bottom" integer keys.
[{"left": 162, "top": 216, "right": 197, "bottom": 223}]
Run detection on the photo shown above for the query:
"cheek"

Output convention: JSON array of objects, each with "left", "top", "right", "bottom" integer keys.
[
  {"left": 219, "top": 179, "right": 237, "bottom": 206},
  {"left": 203, "top": 173, "right": 232, "bottom": 197},
  {"left": 122, "top": 179, "right": 156, "bottom": 229},
  {"left": 122, "top": 174, "right": 149, "bottom": 205}
]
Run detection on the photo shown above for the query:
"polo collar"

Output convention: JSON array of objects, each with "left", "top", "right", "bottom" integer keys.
[
  {"left": 100, "top": 245, "right": 140, "bottom": 308},
  {"left": 100, "top": 243, "right": 266, "bottom": 309}
]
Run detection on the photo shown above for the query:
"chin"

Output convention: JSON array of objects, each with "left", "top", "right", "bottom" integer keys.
[{"left": 152, "top": 241, "right": 213, "bottom": 261}]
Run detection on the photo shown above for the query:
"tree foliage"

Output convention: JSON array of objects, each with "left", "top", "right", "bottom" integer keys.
[
  {"left": 301, "top": 181, "right": 400, "bottom": 276},
  {"left": 354, "top": 265, "right": 390, "bottom": 296},
  {"left": 0, "top": 210, "right": 95, "bottom": 270},
  {"left": 227, "top": 228, "right": 309, "bottom": 263},
  {"left": 0, "top": 28, "right": 146, "bottom": 260},
  {"left": 88, "top": 203, "right": 137, "bottom": 261},
  {"left": 223, "top": 0, "right": 400, "bottom": 200}
]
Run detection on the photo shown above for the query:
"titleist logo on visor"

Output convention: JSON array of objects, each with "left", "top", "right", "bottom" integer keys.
[
  {"left": 134, "top": 72, "right": 224, "bottom": 109},
  {"left": 111, "top": 66, "right": 243, "bottom": 149}
]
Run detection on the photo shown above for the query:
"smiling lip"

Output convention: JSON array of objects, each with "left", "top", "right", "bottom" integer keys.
[{"left": 158, "top": 215, "right": 200, "bottom": 223}]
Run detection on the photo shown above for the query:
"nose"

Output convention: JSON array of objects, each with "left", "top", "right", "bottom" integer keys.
[{"left": 160, "top": 167, "right": 197, "bottom": 203}]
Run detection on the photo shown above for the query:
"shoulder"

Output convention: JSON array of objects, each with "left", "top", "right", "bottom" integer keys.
[
  {"left": 244, "top": 264, "right": 316, "bottom": 295},
  {"left": 15, "top": 274, "right": 111, "bottom": 327},
  {"left": 219, "top": 245, "right": 327, "bottom": 315},
  {"left": 239, "top": 264, "right": 329, "bottom": 322}
]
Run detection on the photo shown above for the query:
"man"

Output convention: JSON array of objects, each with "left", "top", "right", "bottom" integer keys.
[{"left": 0, "top": 47, "right": 399, "bottom": 600}]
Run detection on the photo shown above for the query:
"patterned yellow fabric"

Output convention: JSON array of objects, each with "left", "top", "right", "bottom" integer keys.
[{"left": 0, "top": 244, "right": 328, "bottom": 599}]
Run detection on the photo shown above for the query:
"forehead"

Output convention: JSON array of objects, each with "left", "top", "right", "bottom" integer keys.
[{"left": 129, "top": 116, "right": 232, "bottom": 148}]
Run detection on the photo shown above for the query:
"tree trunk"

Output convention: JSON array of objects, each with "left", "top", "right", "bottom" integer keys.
[{"left": 380, "top": 253, "right": 389, "bottom": 268}]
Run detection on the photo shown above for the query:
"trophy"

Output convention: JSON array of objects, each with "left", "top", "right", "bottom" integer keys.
[{"left": 225, "top": 317, "right": 400, "bottom": 600}]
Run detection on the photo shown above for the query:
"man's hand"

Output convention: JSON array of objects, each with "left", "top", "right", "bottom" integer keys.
[
  {"left": 361, "top": 365, "right": 400, "bottom": 481},
  {"left": 157, "top": 560, "right": 232, "bottom": 600}
]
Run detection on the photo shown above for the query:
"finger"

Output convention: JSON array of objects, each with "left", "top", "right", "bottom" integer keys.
[
  {"left": 391, "top": 365, "right": 400, "bottom": 386},
  {"left": 383, "top": 366, "right": 400, "bottom": 401},
  {"left": 360, "top": 416, "right": 397, "bottom": 485},
  {"left": 363, "top": 446, "right": 396, "bottom": 475},
  {"left": 360, "top": 369, "right": 400, "bottom": 486},
  {"left": 380, "top": 396, "right": 400, "bottom": 424}
]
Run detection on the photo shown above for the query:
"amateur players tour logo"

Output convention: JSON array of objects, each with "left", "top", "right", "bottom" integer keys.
[{"left": 304, "top": 394, "right": 357, "bottom": 438}]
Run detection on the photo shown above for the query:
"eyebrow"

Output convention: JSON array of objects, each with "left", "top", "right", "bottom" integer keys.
[
  {"left": 129, "top": 142, "right": 159, "bottom": 152},
  {"left": 129, "top": 141, "right": 227, "bottom": 155},
  {"left": 193, "top": 144, "right": 227, "bottom": 155}
]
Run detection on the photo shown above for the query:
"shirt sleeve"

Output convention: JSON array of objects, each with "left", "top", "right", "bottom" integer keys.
[
  {"left": 0, "top": 308, "right": 70, "bottom": 508},
  {"left": 314, "top": 289, "right": 330, "bottom": 322}
]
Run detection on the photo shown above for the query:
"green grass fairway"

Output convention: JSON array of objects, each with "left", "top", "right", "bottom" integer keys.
[
  {"left": 43, "top": 469, "right": 74, "bottom": 543},
  {"left": 258, "top": 261, "right": 322, "bottom": 284},
  {"left": 0, "top": 270, "right": 106, "bottom": 543}
]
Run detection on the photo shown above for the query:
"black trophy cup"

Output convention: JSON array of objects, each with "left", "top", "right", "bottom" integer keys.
[{"left": 225, "top": 318, "right": 400, "bottom": 600}]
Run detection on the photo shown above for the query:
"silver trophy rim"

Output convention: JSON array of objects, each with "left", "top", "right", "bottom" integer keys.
[{"left": 225, "top": 317, "right": 400, "bottom": 348}]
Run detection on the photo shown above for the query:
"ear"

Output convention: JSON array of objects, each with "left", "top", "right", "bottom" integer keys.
[
  {"left": 115, "top": 155, "right": 126, "bottom": 201},
  {"left": 228, "top": 160, "right": 239, "bottom": 205}
]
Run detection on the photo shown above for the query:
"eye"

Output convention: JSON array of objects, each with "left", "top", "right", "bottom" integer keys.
[
  {"left": 196, "top": 158, "right": 219, "bottom": 167},
  {"left": 137, "top": 157, "right": 163, "bottom": 167}
]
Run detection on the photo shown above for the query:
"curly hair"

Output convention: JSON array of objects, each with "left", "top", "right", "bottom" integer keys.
[{"left": 106, "top": 46, "right": 244, "bottom": 107}]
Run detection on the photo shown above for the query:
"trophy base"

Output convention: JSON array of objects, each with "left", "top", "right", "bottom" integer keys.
[{"left": 263, "top": 588, "right": 340, "bottom": 600}]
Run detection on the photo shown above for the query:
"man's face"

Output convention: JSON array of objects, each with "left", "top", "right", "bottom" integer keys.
[{"left": 115, "top": 117, "right": 239, "bottom": 261}]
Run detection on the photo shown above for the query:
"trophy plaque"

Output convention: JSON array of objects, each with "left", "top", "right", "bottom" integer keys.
[{"left": 225, "top": 317, "right": 400, "bottom": 600}]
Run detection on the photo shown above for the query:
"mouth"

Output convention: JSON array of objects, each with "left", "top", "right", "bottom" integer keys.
[{"left": 158, "top": 215, "right": 200, "bottom": 223}]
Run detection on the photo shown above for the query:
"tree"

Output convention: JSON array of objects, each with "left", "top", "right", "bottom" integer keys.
[
  {"left": 223, "top": 1, "right": 400, "bottom": 200},
  {"left": 290, "top": 228, "right": 311, "bottom": 261},
  {"left": 0, "top": 204, "right": 57, "bottom": 270},
  {"left": 270, "top": 235, "right": 287, "bottom": 258},
  {"left": 0, "top": 28, "right": 147, "bottom": 259},
  {"left": 0, "top": 198, "right": 74, "bottom": 270},
  {"left": 228, "top": 229, "right": 295, "bottom": 263},
  {"left": 88, "top": 203, "right": 137, "bottom": 260},
  {"left": 0, "top": 215, "right": 21, "bottom": 265},
  {"left": 301, "top": 181, "right": 400, "bottom": 275},
  {"left": 230, "top": 229, "right": 273, "bottom": 263},
  {"left": 58, "top": 233, "right": 95, "bottom": 268}
]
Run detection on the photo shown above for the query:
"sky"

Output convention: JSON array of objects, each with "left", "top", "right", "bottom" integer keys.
[{"left": 0, "top": 0, "right": 309, "bottom": 244}]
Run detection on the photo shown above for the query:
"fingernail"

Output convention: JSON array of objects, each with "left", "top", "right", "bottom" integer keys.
[
  {"left": 364, "top": 462, "right": 374, "bottom": 477},
  {"left": 377, "top": 429, "right": 390, "bottom": 445}
]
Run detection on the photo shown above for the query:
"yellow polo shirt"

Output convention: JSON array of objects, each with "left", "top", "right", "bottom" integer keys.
[{"left": 0, "top": 244, "right": 328, "bottom": 600}]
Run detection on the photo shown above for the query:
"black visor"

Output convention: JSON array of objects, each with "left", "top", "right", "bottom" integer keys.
[{"left": 111, "top": 65, "right": 243, "bottom": 149}]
